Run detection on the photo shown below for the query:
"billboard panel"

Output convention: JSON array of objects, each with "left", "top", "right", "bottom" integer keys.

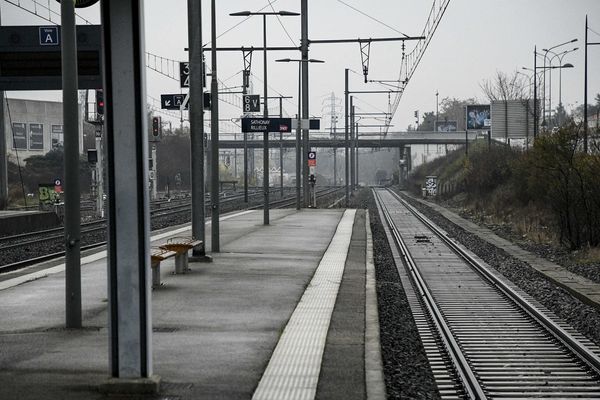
[
  {"left": 466, "top": 105, "right": 491, "bottom": 130},
  {"left": 29, "top": 123, "right": 44, "bottom": 150},
  {"left": 491, "top": 100, "right": 534, "bottom": 139},
  {"left": 434, "top": 120, "right": 458, "bottom": 132},
  {"left": 51, "top": 124, "right": 63, "bottom": 148},
  {"left": 12, "top": 122, "right": 27, "bottom": 149}
]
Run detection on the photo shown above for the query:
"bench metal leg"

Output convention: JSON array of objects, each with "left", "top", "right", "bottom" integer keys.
[
  {"left": 152, "top": 263, "right": 161, "bottom": 288},
  {"left": 174, "top": 253, "right": 188, "bottom": 274}
]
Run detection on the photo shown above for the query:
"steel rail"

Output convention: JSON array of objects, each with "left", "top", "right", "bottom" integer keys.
[
  {"left": 373, "top": 188, "right": 486, "bottom": 399},
  {"left": 388, "top": 189, "right": 600, "bottom": 377}
]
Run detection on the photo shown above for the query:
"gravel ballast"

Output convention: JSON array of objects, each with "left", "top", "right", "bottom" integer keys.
[
  {"left": 349, "top": 189, "right": 441, "bottom": 400},
  {"left": 400, "top": 190, "right": 600, "bottom": 348}
]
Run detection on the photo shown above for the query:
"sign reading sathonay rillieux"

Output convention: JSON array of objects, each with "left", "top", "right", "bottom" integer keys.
[{"left": 241, "top": 117, "right": 292, "bottom": 133}]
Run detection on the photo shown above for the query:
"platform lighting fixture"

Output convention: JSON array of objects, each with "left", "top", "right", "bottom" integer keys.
[
  {"left": 230, "top": 9, "right": 300, "bottom": 224},
  {"left": 275, "top": 57, "right": 325, "bottom": 210}
]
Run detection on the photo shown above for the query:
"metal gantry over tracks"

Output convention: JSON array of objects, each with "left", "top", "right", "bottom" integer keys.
[{"left": 374, "top": 188, "right": 600, "bottom": 399}]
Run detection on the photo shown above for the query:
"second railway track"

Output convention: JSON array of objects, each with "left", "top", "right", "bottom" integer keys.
[{"left": 374, "top": 187, "right": 600, "bottom": 399}]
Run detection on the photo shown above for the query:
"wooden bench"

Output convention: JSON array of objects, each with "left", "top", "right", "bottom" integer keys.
[
  {"left": 159, "top": 237, "right": 203, "bottom": 274},
  {"left": 150, "top": 247, "right": 177, "bottom": 288}
]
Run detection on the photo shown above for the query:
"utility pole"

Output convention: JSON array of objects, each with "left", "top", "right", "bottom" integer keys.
[
  {"left": 210, "top": 0, "right": 220, "bottom": 251},
  {"left": 188, "top": 0, "right": 208, "bottom": 260},
  {"left": 61, "top": 0, "right": 81, "bottom": 329},
  {"left": 301, "top": 0, "right": 309, "bottom": 207}
]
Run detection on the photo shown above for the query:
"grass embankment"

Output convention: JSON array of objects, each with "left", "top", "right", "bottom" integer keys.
[{"left": 408, "top": 124, "right": 600, "bottom": 262}]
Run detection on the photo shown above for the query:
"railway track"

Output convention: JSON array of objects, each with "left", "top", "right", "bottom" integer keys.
[
  {"left": 0, "top": 187, "right": 342, "bottom": 273},
  {"left": 374, "top": 187, "right": 600, "bottom": 399}
]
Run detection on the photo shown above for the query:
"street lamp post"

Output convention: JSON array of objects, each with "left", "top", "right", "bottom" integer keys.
[
  {"left": 525, "top": 63, "right": 574, "bottom": 135},
  {"left": 230, "top": 10, "right": 299, "bottom": 225},
  {"left": 544, "top": 47, "right": 578, "bottom": 127},
  {"left": 541, "top": 39, "right": 577, "bottom": 127},
  {"left": 275, "top": 58, "right": 325, "bottom": 210},
  {"left": 546, "top": 48, "right": 578, "bottom": 126}
]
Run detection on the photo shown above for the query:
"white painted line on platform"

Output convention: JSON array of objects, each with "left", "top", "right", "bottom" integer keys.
[
  {"left": 252, "top": 209, "right": 356, "bottom": 400},
  {"left": 0, "top": 210, "right": 255, "bottom": 291},
  {"left": 364, "top": 212, "right": 387, "bottom": 400}
]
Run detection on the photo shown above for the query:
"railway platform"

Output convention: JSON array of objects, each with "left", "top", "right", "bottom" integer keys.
[
  {"left": 0, "top": 209, "right": 385, "bottom": 400},
  {"left": 0, "top": 209, "right": 61, "bottom": 236}
]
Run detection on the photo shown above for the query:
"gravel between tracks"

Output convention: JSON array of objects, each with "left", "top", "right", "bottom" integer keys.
[
  {"left": 348, "top": 189, "right": 440, "bottom": 400},
  {"left": 399, "top": 189, "right": 600, "bottom": 349}
]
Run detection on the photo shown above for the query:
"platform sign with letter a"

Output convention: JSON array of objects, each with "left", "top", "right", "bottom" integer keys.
[
  {"left": 307, "top": 151, "right": 316, "bottom": 167},
  {"left": 39, "top": 27, "right": 59, "bottom": 46}
]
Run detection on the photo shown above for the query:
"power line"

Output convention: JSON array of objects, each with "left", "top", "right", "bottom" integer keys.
[
  {"left": 205, "top": 0, "right": 282, "bottom": 46},
  {"left": 335, "top": 0, "right": 408, "bottom": 38},
  {"left": 268, "top": 0, "right": 298, "bottom": 47}
]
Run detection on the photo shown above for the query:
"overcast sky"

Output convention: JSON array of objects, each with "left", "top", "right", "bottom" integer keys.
[{"left": 1, "top": 0, "right": 599, "bottom": 132}]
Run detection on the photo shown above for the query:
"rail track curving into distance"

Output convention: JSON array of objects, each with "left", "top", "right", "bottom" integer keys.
[{"left": 374, "top": 187, "right": 600, "bottom": 399}]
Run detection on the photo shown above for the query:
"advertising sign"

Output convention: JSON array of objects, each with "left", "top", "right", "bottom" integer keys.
[
  {"left": 466, "top": 105, "right": 491, "bottom": 130},
  {"left": 12, "top": 122, "right": 27, "bottom": 149},
  {"left": 434, "top": 120, "right": 458, "bottom": 132},
  {"left": 29, "top": 123, "right": 44, "bottom": 150},
  {"left": 51, "top": 124, "right": 63, "bottom": 148}
]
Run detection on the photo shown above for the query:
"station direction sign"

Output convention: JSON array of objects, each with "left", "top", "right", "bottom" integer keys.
[
  {"left": 241, "top": 117, "right": 292, "bottom": 133},
  {"left": 0, "top": 25, "right": 102, "bottom": 90},
  {"left": 161, "top": 94, "right": 186, "bottom": 110},
  {"left": 161, "top": 93, "right": 211, "bottom": 110}
]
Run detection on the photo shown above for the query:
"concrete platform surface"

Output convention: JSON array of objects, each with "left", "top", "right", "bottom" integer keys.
[
  {"left": 0, "top": 209, "right": 384, "bottom": 400},
  {"left": 0, "top": 210, "right": 61, "bottom": 236}
]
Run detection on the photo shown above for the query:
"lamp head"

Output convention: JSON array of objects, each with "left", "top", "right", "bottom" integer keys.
[
  {"left": 230, "top": 11, "right": 251, "bottom": 16},
  {"left": 278, "top": 11, "right": 300, "bottom": 16}
]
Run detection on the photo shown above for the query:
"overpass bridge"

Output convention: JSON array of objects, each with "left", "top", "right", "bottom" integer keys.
[{"left": 216, "top": 131, "right": 479, "bottom": 149}]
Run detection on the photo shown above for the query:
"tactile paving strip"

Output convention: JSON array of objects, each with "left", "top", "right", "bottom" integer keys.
[{"left": 252, "top": 209, "right": 357, "bottom": 400}]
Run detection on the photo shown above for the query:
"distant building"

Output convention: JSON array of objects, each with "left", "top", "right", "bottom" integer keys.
[{"left": 3, "top": 98, "right": 84, "bottom": 162}]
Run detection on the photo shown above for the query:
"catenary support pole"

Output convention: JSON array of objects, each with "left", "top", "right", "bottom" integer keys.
[
  {"left": 350, "top": 97, "right": 355, "bottom": 192},
  {"left": 584, "top": 15, "right": 588, "bottom": 153},
  {"left": 534, "top": 46, "right": 538, "bottom": 139},
  {"left": 344, "top": 68, "right": 349, "bottom": 207},
  {"left": 187, "top": 0, "right": 208, "bottom": 260},
  {"left": 61, "top": 0, "right": 81, "bottom": 329},
  {"left": 355, "top": 122, "right": 359, "bottom": 187},
  {"left": 263, "top": 14, "right": 269, "bottom": 225},
  {"left": 242, "top": 74, "right": 249, "bottom": 203},
  {"left": 0, "top": 91, "right": 7, "bottom": 210},
  {"left": 101, "top": 0, "right": 155, "bottom": 382},
  {"left": 301, "top": 0, "right": 309, "bottom": 207},
  {"left": 279, "top": 96, "right": 283, "bottom": 197},
  {"left": 211, "top": 0, "right": 220, "bottom": 251},
  {"left": 296, "top": 63, "right": 301, "bottom": 210}
]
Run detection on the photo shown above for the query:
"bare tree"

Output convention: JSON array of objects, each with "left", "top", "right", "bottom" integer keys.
[{"left": 480, "top": 70, "right": 528, "bottom": 102}]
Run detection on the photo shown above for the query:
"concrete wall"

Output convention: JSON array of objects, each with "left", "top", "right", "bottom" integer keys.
[{"left": 3, "top": 98, "right": 84, "bottom": 163}]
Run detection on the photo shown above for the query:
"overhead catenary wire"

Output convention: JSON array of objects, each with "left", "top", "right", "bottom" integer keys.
[
  {"left": 267, "top": 0, "right": 298, "bottom": 47},
  {"left": 335, "top": 0, "right": 409, "bottom": 38}
]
